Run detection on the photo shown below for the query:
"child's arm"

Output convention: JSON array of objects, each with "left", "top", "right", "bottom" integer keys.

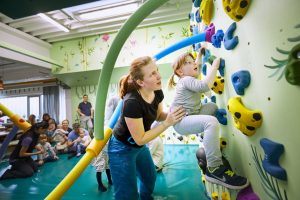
[
  {"left": 47, "top": 142, "right": 58, "bottom": 159},
  {"left": 60, "top": 134, "right": 68, "bottom": 145},
  {"left": 35, "top": 144, "right": 44, "bottom": 160},
  {"left": 195, "top": 47, "right": 205, "bottom": 66},
  {"left": 83, "top": 136, "right": 91, "bottom": 147},
  {"left": 203, "top": 57, "right": 220, "bottom": 88}
]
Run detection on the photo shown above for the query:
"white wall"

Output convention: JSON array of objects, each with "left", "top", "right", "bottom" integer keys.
[{"left": 209, "top": 0, "right": 300, "bottom": 199}]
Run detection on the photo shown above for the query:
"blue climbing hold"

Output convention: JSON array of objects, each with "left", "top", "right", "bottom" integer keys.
[
  {"left": 212, "top": 30, "right": 224, "bottom": 48},
  {"left": 194, "top": 0, "right": 201, "bottom": 7},
  {"left": 219, "top": 58, "right": 225, "bottom": 77},
  {"left": 260, "top": 138, "right": 287, "bottom": 181},
  {"left": 195, "top": 10, "right": 201, "bottom": 23},
  {"left": 211, "top": 95, "right": 216, "bottom": 103},
  {"left": 231, "top": 70, "right": 251, "bottom": 95},
  {"left": 224, "top": 22, "right": 239, "bottom": 50},
  {"left": 215, "top": 108, "right": 227, "bottom": 125}
]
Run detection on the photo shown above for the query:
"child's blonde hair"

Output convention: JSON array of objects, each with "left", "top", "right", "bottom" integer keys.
[
  {"left": 168, "top": 52, "right": 195, "bottom": 89},
  {"left": 39, "top": 133, "right": 47, "bottom": 140}
]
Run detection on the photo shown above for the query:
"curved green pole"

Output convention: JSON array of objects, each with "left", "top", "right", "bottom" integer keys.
[{"left": 94, "top": 0, "right": 169, "bottom": 139}]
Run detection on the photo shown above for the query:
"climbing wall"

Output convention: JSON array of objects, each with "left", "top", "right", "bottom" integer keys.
[{"left": 189, "top": 0, "right": 299, "bottom": 199}]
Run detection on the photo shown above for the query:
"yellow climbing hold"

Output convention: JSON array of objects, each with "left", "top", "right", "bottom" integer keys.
[
  {"left": 227, "top": 96, "right": 262, "bottom": 136},
  {"left": 222, "top": 0, "right": 251, "bottom": 22},
  {"left": 200, "top": 0, "right": 214, "bottom": 25}
]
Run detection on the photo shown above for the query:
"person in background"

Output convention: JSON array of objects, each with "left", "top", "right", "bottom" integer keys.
[
  {"left": 168, "top": 49, "right": 249, "bottom": 189},
  {"left": 52, "top": 124, "right": 69, "bottom": 154},
  {"left": 42, "top": 113, "right": 51, "bottom": 123},
  {"left": 28, "top": 114, "right": 36, "bottom": 125},
  {"left": 61, "top": 119, "right": 72, "bottom": 136},
  {"left": 75, "top": 130, "right": 91, "bottom": 157},
  {"left": 91, "top": 77, "right": 124, "bottom": 192},
  {"left": 46, "top": 118, "right": 57, "bottom": 143},
  {"left": 36, "top": 133, "right": 59, "bottom": 166},
  {"left": 148, "top": 121, "right": 164, "bottom": 172},
  {"left": 107, "top": 56, "right": 185, "bottom": 199},
  {"left": 0, "top": 121, "right": 49, "bottom": 180},
  {"left": 67, "top": 123, "right": 89, "bottom": 159},
  {"left": 77, "top": 94, "right": 94, "bottom": 133},
  {"left": 148, "top": 137, "right": 164, "bottom": 172}
]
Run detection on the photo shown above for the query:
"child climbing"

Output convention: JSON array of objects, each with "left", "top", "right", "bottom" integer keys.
[{"left": 168, "top": 48, "right": 249, "bottom": 190}]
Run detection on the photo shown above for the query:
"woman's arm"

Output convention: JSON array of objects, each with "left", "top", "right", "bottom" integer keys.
[
  {"left": 125, "top": 106, "right": 185, "bottom": 146},
  {"left": 19, "top": 145, "right": 42, "bottom": 157},
  {"left": 60, "top": 135, "right": 68, "bottom": 145},
  {"left": 67, "top": 138, "right": 79, "bottom": 147}
]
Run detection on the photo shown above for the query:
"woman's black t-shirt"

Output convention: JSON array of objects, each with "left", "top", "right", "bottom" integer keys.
[{"left": 113, "top": 90, "right": 164, "bottom": 147}]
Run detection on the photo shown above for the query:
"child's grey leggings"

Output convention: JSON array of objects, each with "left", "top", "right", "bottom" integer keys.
[{"left": 173, "top": 102, "right": 223, "bottom": 168}]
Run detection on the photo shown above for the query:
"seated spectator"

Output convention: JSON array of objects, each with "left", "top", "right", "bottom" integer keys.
[
  {"left": 61, "top": 119, "right": 72, "bottom": 136},
  {"left": 36, "top": 134, "right": 59, "bottom": 166},
  {"left": 47, "top": 118, "right": 57, "bottom": 142},
  {"left": 67, "top": 123, "right": 89, "bottom": 158},
  {"left": 0, "top": 121, "right": 49, "bottom": 180},
  {"left": 28, "top": 114, "right": 36, "bottom": 125},
  {"left": 52, "top": 124, "right": 68, "bottom": 154},
  {"left": 75, "top": 131, "right": 91, "bottom": 157},
  {"left": 42, "top": 113, "right": 51, "bottom": 123}
]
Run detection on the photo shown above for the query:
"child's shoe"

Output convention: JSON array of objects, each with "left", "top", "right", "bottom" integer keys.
[
  {"left": 155, "top": 165, "right": 163, "bottom": 172},
  {"left": 98, "top": 185, "right": 107, "bottom": 192},
  {"left": 205, "top": 165, "right": 249, "bottom": 190},
  {"left": 76, "top": 152, "right": 81, "bottom": 157}
]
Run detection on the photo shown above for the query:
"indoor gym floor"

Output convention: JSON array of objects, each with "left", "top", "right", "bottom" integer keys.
[{"left": 0, "top": 144, "right": 209, "bottom": 200}]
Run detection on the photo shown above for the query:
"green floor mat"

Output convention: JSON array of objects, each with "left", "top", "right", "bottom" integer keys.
[{"left": 0, "top": 144, "right": 209, "bottom": 200}]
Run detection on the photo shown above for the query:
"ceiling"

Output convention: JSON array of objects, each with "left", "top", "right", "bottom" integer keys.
[{"left": 0, "top": 0, "right": 191, "bottom": 87}]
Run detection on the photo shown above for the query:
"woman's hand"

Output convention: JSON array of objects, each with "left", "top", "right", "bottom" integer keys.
[{"left": 164, "top": 106, "right": 186, "bottom": 127}]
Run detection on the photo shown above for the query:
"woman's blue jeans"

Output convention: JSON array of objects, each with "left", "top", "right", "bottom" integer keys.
[{"left": 108, "top": 135, "right": 156, "bottom": 200}]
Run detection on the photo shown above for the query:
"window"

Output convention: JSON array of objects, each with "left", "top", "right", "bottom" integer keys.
[
  {"left": 29, "top": 96, "right": 41, "bottom": 122},
  {"left": 0, "top": 96, "right": 42, "bottom": 124}
]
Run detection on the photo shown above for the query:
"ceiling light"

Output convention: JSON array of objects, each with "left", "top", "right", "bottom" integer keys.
[
  {"left": 79, "top": 3, "right": 138, "bottom": 20},
  {"left": 38, "top": 13, "right": 70, "bottom": 32}
]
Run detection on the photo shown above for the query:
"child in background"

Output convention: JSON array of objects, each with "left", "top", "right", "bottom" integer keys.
[
  {"left": 91, "top": 78, "right": 124, "bottom": 192},
  {"left": 36, "top": 133, "right": 59, "bottom": 166},
  {"left": 46, "top": 118, "right": 57, "bottom": 143},
  {"left": 148, "top": 121, "right": 164, "bottom": 172},
  {"left": 148, "top": 137, "right": 164, "bottom": 172},
  {"left": 27, "top": 114, "right": 36, "bottom": 125},
  {"left": 52, "top": 124, "right": 68, "bottom": 153},
  {"left": 75, "top": 130, "right": 91, "bottom": 157},
  {"left": 168, "top": 49, "right": 249, "bottom": 189}
]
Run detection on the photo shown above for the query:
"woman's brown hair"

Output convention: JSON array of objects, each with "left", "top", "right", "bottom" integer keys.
[
  {"left": 168, "top": 52, "right": 195, "bottom": 89},
  {"left": 119, "top": 56, "right": 153, "bottom": 99}
]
